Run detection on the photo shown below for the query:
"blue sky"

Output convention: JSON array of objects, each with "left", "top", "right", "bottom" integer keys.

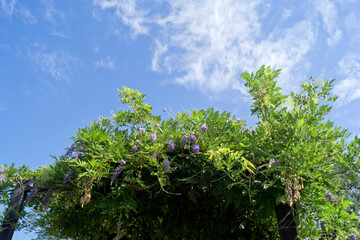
[{"left": 1, "top": 0, "right": 360, "bottom": 238}]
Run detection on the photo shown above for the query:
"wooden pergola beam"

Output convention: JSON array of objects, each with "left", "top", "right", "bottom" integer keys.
[
  {"left": 275, "top": 203, "right": 299, "bottom": 240},
  {"left": 0, "top": 180, "right": 32, "bottom": 240}
]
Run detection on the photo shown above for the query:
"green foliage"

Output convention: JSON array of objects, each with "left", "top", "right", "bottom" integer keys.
[{"left": 1, "top": 66, "right": 359, "bottom": 239}]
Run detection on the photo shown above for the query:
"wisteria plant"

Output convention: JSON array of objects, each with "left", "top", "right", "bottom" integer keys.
[{"left": 0, "top": 66, "right": 359, "bottom": 240}]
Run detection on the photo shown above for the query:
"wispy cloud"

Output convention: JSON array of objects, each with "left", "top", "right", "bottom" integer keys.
[
  {"left": 94, "top": 56, "right": 117, "bottom": 69},
  {"left": 344, "top": 11, "right": 360, "bottom": 43},
  {"left": 94, "top": 0, "right": 316, "bottom": 93},
  {"left": 0, "top": 0, "right": 16, "bottom": 16},
  {"left": 17, "top": 6, "right": 37, "bottom": 24},
  {"left": 1, "top": 0, "right": 37, "bottom": 24},
  {"left": 0, "top": 101, "right": 6, "bottom": 111},
  {"left": 42, "top": 0, "right": 64, "bottom": 24},
  {"left": 94, "top": 0, "right": 148, "bottom": 36},
  {"left": 29, "top": 45, "right": 77, "bottom": 86},
  {"left": 92, "top": 9, "right": 102, "bottom": 21},
  {"left": 282, "top": 8, "right": 293, "bottom": 20},
  {"left": 51, "top": 31, "right": 71, "bottom": 39},
  {"left": 313, "top": 0, "right": 342, "bottom": 47},
  {"left": 334, "top": 54, "right": 360, "bottom": 104}
]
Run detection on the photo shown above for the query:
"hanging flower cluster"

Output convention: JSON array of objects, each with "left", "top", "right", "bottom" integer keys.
[
  {"left": 189, "top": 132, "right": 196, "bottom": 142},
  {"left": 111, "top": 160, "right": 126, "bottom": 181},
  {"left": 63, "top": 169, "right": 74, "bottom": 184},
  {"left": 64, "top": 145, "right": 84, "bottom": 159},
  {"left": 65, "top": 146, "right": 75, "bottom": 158},
  {"left": 75, "top": 146, "right": 84, "bottom": 159},
  {"left": 200, "top": 123, "right": 207, "bottom": 132},
  {"left": 27, "top": 182, "right": 37, "bottom": 202},
  {"left": 168, "top": 139, "right": 175, "bottom": 150},
  {"left": 325, "top": 190, "right": 339, "bottom": 204},
  {"left": 350, "top": 234, "right": 357, "bottom": 240},
  {"left": 150, "top": 133, "right": 157, "bottom": 141},
  {"left": 42, "top": 189, "right": 51, "bottom": 206},
  {"left": 192, "top": 143, "right": 200, "bottom": 154},
  {"left": 269, "top": 158, "right": 278, "bottom": 167},
  {"left": 0, "top": 167, "right": 5, "bottom": 181},
  {"left": 164, "top": 159, "right": 170, "bottom": 172},
  {"left": 132, "top": 146, "right": 138, "bottom": 152}
]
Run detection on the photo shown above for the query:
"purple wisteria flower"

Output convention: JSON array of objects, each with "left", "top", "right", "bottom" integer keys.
[
  {"left": 111, "top": 166, "right": 123, "bottom": 181},
  {"left": 28, "top": 182, "right": 34, "bottom": 188},
  {"left": 136, "top": 140, "right": 141, "bottom": 144},
  {"left": 139, "top": 127, "right": 145, "bottom": 133},
  {"left": 236, "top": 118, "right": 243, "bottom": 123},
  {"left": 42, "top": 189, "right": 51, "bottom": 206},
  {"left": 111, "top": 166, "right": 122, "bottom": 181},
  {"left": 350, "top": 234, "right": 357, "bottom": 240},
  {"left": 150, "top": 152, "right": 157, "bottom": 158},
  {"left": 27, "top": 186, "right": 37, "bottom": 202},
  {"left": 63, "top": 169, "right": 74, "bottom": 184},
  {"left": 111, "top": 160, "right": 126, "bottom": 181},
  {"left": 75, "top": 146, "right": 84, "bottom": 159},
  {"left": 150, "top": 133, "right": 157, "bottom": 141},
  {"left": 116, "top": 222, "right": 123, "bottom": 237},
  {"left": 269, "top": 158, "right": 277, "bottom": 167},
  {"left": 189, "top": 132, "right": 196, "bottom": 142},
  {"left": 325, "top": 190, "right": 333, "bottom": 200},
  {"left": 325, "top": 189, "right": 337, "bottom": 203},
  {"left": 164, "top": 159, "right": 170, "bottom": 172},
  {"left": 117, "top": 222, "right": 122, "bottom": 232},
  {"left": 192, "top": 143, "right": 200, "bottom": 153},
  {"left": 183, "top": 136, "right": 188, "bottom": 148},
  {"left": 78, "top": 146, "right": 84, "bottom": 152},
  {"left": 65, "top": 146, "right": 75, "bottom": 158},
  {"left": 155, "top": 123, "right": 160, "bottom": 128},
  {"left": 241, "top": 126, "right": 248, "bottom": 130},
  {"left": 0, "top": 174, "right": 5, "bottom": 181},
  {"left": 132, "top": 146, "right": 138, "bottom": 152},
  {"left": 0, "top": 167, "right": 5, "bottom": 173},
  {"left": 168, "top": 139, "right": 175, "bottom": 150},
  {"left": 200, "top": 123, "right": 207, "bottom": 132},
  {"left": 147, "top": 121, "right": 152, "bottom": 125}
]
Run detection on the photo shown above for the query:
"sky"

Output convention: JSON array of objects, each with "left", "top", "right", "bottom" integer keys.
[{"left": 1, "top": 0, "right": 360, "bottom": 239}]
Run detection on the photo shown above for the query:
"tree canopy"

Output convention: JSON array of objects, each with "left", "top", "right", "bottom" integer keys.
[{"left": 1, "top": 66, "right": 359, "bottom": 239}]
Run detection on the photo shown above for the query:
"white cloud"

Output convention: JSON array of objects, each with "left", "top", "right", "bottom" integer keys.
[
  {"left": 334, "top": 54, "right": 360, "bottom": 104},
  {"left": 94, "top": 56, "right": 117, "bottom": 69},
  {"left": 1, "top": 0, "right": 36, "bottom": 24},
  {"left": 94, "top": 0, "right": 317, "bottom": 93},
  {"left": 51, "top": 31, "right": 71, "bottom": 39},
  {"left": 151, "top": 40, "right": 168, "bottom": 72},
  {"left": 344, "top": 12, "right": 360, "bottom": 43},
  {"left": 29, "top": 47, "right": 77, "bottom": 86},
  {"left": 42, "top": 0, "right": 64, "bottom": 24},
  {"left": 282, "top": 8, "right": 293, "bottom": 20},
  {"left": 94, "top": 0, "right": 149, "bottom": 36},
  {"left": 0, "top": 0, "right": 16, "bottom": 15},
  {"left": 92, "top": 9, "right": 102, "bottom": 21},
  {"left": 0, "top": 101, "right": 6, "bottom": 111},
  {"left": 345, "top": 12, "right": 357, "bottom": 31},
  {"left": 313, "top": 0, "right": 342, "bottom": 47},
  {"left": 17, "top": 6, "right": 37, "bottom": 24}
]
